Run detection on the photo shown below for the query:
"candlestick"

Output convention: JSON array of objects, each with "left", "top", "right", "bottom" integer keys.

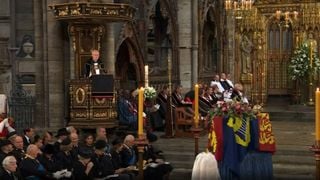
[
  {"left": 194, "top": 84, "right": 199, "bottom": 128},
  {"left": 316, "top": 88, "right": 320, "bottom": 141},
  {"left": 310, "top": 42, "right": 313, "bottom": 68},
  {"left": 144, "top": 65, "right": 149, "bottom": 87},
  {"left": 138, "top": 87, "right": 144, "bottom": 136}
]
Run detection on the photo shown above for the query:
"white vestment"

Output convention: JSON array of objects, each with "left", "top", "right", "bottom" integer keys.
[{"left": 191, "top": 152, "right": 220, "bottom": 180}]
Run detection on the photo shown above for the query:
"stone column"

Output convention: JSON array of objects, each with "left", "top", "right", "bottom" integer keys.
[
  {"left": 177, "top": 1, "right": 192, "bottom": 90},
  {"left": 105, "top": 24, "right": 115, "bottom": 75},
  {"left": 46, "top": 0, "right": 66, "bottom": 128},
  {"left": 191, "top": 0, "right": 198, "bottom": 86},
  {"left": 33, "top": 0, "right": 46, "bottom": 127},
  {"left": 225, "top": 11, "right": 236, "bottom": 81}
]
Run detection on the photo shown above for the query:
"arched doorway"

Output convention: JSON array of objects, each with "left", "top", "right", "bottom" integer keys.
[
  {"left": 147, "top": 0, "right": 172, "bottom": 78},
  {"left": 201, "top": 8, "right": 218, "bottom": 74},
  {"left": 115, "top": 41, "right": 139, "bottom": 90},
  {"left": 199, "top": 6, "right": 220, "bottom": 83},
  {"left": 267, "top": 18, "right": 293, "bottom": 95}
]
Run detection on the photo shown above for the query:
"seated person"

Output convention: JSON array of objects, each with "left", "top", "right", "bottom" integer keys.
[
  {"left": 91, "top": 140, "right": 132, "bottom": 180},
  {"left": 199, "top": 87, "right": 216, "bottom": 117},
  {"left": 20, "top": 145, "right": 69, "bottom": 179},
  {"left": 120, "top": 135, "right": 137, "bottom": 168},
  {"left": 83, "top": 49, "right": 106, "bottom": 78},
  {"left": 72, "top": 147, "right": 94, "bottom": 180},
  {"left": 150, "top": 86, "right": 169, "bottom": 131},
  {"left": 171, "top": 84, "right": 184, "bottom": 108},
  {"left": 143, "top": 133, "right": 173, "bottom": 180},
  {"left": 0, "top": 156, "right": 22, "bottom": 180},
  {"left": 156, "top": 86, "right": 169, "bottom": 120},
  {"left": 226, "top": 73, "right": 234, "bottom": 88},
  {"left": 220, "top": 73, "right": 233, "bottom": 91},
  {"left": 211, "top": 84, "right": 223, "bottom": 101},
  {"left": 231, "top": 83, "right": 249, "bottom": 103},
  {"left": 171, "top": 85, "right": 194, "bottom": 116},
  {"left": 210, "top": 74, "right": 225, "bottom": 93},
  {"left": 118, "top": 90, "right": 138, "bottom": 130}
]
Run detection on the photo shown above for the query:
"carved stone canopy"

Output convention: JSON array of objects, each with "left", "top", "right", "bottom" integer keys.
[{"left": 49, "top": 2, "right": 136, "bottom": 22}]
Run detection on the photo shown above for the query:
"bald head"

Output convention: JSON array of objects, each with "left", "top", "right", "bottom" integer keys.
[
  {"left": 124, "top": 134, "right": 135, "bottom": 147},
  {"left": 91, "top": 49, "right": 100, "bottom": 61},
  {"left": 13, "top": 136, "right": 23, "bottom": 150},
  {"left": 70, "top": 133, "right": 79, "bottom": 146},
  {"left": 26, "top": 144, "right": 39, "bottom": 158}
]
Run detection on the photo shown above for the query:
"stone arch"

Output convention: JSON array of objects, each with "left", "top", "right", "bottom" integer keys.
[
  {"left": 115, "top": 38, "right": 144, "bottom": 89},
  {"left": 199, "top": 3, "right": 221, "bottom": 82},
  {"left": 147, "top": 0, "right": 179, "bottom": 81}
]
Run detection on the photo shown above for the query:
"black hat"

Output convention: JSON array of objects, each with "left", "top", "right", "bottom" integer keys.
[
  {"left": 6, "top": 131, "right": 17, "bottom": 139},
  {"left": 95, "top": 140, "right": 107, "bottom": 150},
  {"left": 147, "top": 132, "right": 158, "bottom": 143},
  {"left": 78, "top": 147, "right": 93, "bottom": 159},
  {"left": 55, "top": 128, "right": 69, "bottom": 137},
  {"left": 0, "top": 139, "right": 11, "bottom": 148},
  {"left": 43, "top": 144, "right": 55, "bottom": 154},
  {"left": 111, "top": 138, "right": 123, "bottom": 146},
  {"left": 60, "top": 138, "right": 71, "bottom": 146}
]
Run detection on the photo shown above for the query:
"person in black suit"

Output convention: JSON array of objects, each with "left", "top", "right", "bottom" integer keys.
[
  {"left": 23, "top": 128, "right": 34, "bottom": 150},
  {"left": 0, "top": 156, "right": 22, "bottom": 180},
  {"left": 220, "top": 73, "right": 233, "bottom": 91},
  {"left": 84, "top": 49, "right": 105, "bottom": 78}
]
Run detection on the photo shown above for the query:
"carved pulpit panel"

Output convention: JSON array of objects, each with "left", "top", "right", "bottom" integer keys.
[
  {"left": 69, "top": 79, "right": 118, "bottom": 128},
  {"left": 69, "top": 24, "right": 105, "bottom": 78},
  {"left": 69, "top": 79, "right": 90, "bottom": 119}
]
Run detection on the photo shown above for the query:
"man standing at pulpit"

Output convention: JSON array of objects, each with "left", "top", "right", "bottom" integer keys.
[{"left": 84, "top": 49, "right": 105, "bottom": 78}]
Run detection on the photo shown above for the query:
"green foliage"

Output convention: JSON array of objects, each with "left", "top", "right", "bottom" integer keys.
[
  {"left": 288, "top": 43, "right": 320, "bottom": 81},
  {"left": 144, "top": 86, "right": 157, "bottom": 99}
]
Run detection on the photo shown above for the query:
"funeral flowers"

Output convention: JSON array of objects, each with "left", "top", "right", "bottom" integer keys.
[
  {"left": 288, "top": 42, "right": 320, "bottom": 81},
  {"left": 209, "top": 101, "right": 256, "bottom": 119},
  {"left": 144, "top": 86, "right": 157, "bottom": 99}
]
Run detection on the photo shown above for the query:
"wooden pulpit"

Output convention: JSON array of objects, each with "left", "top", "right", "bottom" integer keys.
[{"left": 68, "top": 75, "right": 118, "bottom": 128}]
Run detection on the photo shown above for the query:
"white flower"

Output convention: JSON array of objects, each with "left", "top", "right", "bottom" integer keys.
[
  {"left": 144, "top": 86, "right": 157, "bottom": 99},
  {"left": 288, "top": 42, "right": 320, "bottom": 81}
]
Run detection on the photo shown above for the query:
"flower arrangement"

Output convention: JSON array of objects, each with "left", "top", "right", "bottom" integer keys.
[
  {"left": 288, "top": 42, "right": 320, "bottom": 81},
  {"left": 209, "top": 101, "right": 257, "bottom": 119},
  {"left": 144, "top": 86, "right": 157, "bottom": 99}
]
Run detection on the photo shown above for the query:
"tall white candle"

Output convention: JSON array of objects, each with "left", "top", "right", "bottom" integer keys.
[{"left": 145, "top": 65, "right": 149, "bottom": 87}]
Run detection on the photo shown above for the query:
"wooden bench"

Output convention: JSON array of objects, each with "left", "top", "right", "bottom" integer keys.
[{"left": 174, "top": 107, "right": 194, "bottom": 137}]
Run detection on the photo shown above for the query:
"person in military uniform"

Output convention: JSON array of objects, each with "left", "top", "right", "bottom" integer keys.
[
  {"left": 120, "top": 135, "right": 137, "bottom": 168},
  {"left": 20, "top": 145, "right": 67, "bottom": 179}
]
